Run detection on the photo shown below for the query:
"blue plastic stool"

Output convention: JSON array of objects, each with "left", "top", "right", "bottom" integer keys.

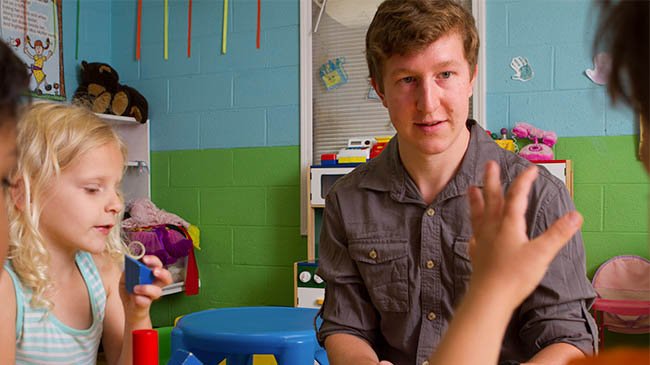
[{"left": 171, "top": 307, "right": 328, "bottom": 365}]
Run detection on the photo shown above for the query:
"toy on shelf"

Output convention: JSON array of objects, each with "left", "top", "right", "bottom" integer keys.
[
  {"left": 488, "top": 128, "right": 517, "bottom": 152},
  {"left": 320, "top": 136, "right": 392, "bottom": 167},
  {"left": 337, "top": 137, "right": 375, "bottom": 164},
  {"left": 512, "top": 122, "right": 557, "bottom": 162}
]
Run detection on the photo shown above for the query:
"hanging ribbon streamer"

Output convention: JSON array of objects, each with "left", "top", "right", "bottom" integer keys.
[
  {"left": 136, "top": 0, "right": 142, "bottom": 60},
  {"left": 256, "top": 0, "right": 261, "bottom": 49},
  {"left": 221, "top": 0, "right": 228, "bottom": 54},
  {"left": 187, "top": 0, "right": 192, "bottom": 58},
  {"left": 164, "top": 0, "right": 169, "bottom": 60},
  {"left": 75, "top": 0, "right": 80, "bottom": 59}
]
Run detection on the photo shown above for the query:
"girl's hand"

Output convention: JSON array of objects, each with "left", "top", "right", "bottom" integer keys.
[
  {"left": 466, "top": 161, "right": 583, "bottom": 309},
  {"left": 119, "top": 255, "right": 172, "bottom": 323}
]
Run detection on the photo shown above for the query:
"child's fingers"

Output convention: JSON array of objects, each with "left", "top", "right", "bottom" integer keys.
[
  {"left": 133, "top": 283, "right": 163, "bottom": 301},
  {"left": 141, "top": 254, "right": 164, "bottom": 269},
  {"left": 528, "top": 211, "right": 583, "bottom": 265},
  {"left": 468, "top": 185, "right": 485, "bottom": 227},
  {"left": 482, "top": 161, "right": 504, "bottom": 219},
  {"left": 152, "top": 267, "right": 173, "bottom": 288}
]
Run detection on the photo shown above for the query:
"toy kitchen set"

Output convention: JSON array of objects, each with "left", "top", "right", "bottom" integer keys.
[{"left": 293, "top": 132, "right": 573, "bottom": 309}]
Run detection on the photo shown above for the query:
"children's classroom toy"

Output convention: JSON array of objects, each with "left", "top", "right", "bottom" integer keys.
[
  {"left": 72, "top": 60, "right": 149, "bottom": 123},
  {"left": 370, "top": 137, "right": 391, "bottom": 158},
  {"left": 490, "top": 128, "right": 517, "bottom": 152},
  {"left": 512, "top": 122, "right": 557, "bottom": 162},
  {"left": 125, "top": 254, "right": 155, "bottom": 294},
  {"left": 320, "top": 57, "right": 349, "bottom": 90},
  {"left": 337, "top": 137, "right": 375, "bottom": 164},
  {"left": 132, "top": 329, "right": 159, "bottom": 365},
  {"left": 168, "top": 350, "right": 204, "bottom": 365}
]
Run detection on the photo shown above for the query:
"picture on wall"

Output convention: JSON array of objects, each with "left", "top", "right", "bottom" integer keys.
[{"left": 0, "top": 0, "right": 65, "bottom": 100}]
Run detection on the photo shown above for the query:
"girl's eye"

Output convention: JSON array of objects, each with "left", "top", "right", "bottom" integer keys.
[
  {"left": 84, "top": 186, "right": 100, "bottom": 193},
  {"left": 439, "top": 71, "right": 453, "bottom": 79}
]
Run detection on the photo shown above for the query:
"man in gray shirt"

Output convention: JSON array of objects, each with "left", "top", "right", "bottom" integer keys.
[{"left": 316, "top": 1, "right": 598, "bottom": 364}]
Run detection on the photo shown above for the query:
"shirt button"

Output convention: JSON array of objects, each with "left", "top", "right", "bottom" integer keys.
[
  {"left": 427, "top": 312, "right": 436, "bottom": 321},
  {"left": 426, "top": 260, "right": 435, "bottom": 269},
  {"left": 426, "top": 208, "right": 435, "bottom": 216},
  {"left": 369, "top": 249, "right": 378, "bottom": 260}
]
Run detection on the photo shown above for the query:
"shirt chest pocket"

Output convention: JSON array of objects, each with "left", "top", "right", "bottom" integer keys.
[{"left": 348, "top": 239, "right": 409, "bottom": 312}]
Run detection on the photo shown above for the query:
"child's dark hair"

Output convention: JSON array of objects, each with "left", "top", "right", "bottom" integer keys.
[
  {"left": 594, "top": 0, "right": 649, "bottom": 120},
  {"left": 0, "top": 40, "right": 29, "bottom": 126}
]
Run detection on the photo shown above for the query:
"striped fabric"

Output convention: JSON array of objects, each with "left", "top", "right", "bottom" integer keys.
[{"left": 5, "top": 251, "right": 106, "bottom": 364}]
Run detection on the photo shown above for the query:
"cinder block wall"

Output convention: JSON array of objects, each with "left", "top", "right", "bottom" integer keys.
[
  {"left": 110, "top": 0, "right": 304, "bottom": 326},
  {"left": 486, "top": 0, "right": 648, "bottom": 347}
]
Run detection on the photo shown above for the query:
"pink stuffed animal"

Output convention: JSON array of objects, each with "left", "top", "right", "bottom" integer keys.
[{"left": 512, "top": 122, "right": 557, "bottom": 162}]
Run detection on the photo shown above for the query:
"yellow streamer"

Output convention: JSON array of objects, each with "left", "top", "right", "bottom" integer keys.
[
  {"left": 222, "top": 0, "right": 228, "bottom": 54},
  {"left": 164, "top": 0, "right": 169, "bottom": 59}
]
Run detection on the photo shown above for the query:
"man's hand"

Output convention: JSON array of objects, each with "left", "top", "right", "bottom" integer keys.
[{"left": 467, "top": 161, "right": 583, "bottom": 309}]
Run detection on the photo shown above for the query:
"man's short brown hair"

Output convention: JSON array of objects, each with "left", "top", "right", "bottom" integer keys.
[{"left": 366, "top": 0, "right": 479, "bottom": 93}]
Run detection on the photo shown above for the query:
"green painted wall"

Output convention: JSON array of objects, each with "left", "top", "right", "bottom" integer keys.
[
  {"left": 148, "top": 146, "right": 307, "bottom": 326},
  {"left": 555, "top": 135, "right": 649, "bottom": 277},
  {"left": 557, "top": 135, "right": 649, "bottom": 348}
]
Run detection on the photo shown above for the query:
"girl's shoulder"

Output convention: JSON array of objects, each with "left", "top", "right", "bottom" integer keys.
[{"left": 90, "top": 253, "right": 121, "bottom": 295}]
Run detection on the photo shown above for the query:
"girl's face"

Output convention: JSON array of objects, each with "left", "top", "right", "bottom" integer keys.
[
  {"left": 0, "top": 121, "right": 17, "bottom": 265},
  {"left": 38, "top": 141, "right": 124, "bottom": 255}
]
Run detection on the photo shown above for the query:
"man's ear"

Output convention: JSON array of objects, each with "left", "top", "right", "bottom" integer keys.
[
  {"left": 370, "top": 78, "right": 387, "bottom": 108},
  {"left": 10, "top": 177, "right": 26, "bottom": 212}
]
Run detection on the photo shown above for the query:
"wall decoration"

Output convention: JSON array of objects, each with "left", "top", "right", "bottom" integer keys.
[
  {"left": 320, "top": 57, "right": 348, "bottom": 90},
  {"left": 510, "top": 56, "right": 534, "bottom": 82},
  {"left": 585, "top": 52, "right": 611, "bottom": 85},
  {"left": 1, "top": 0, "right": 65, "bottom": 100}
]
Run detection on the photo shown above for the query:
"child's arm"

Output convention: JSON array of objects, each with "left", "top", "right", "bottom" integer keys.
[
  {"left": 429, "top": 162, "right": 583, "bottom": 365},
  {"left": 98, "top": 254, "right": 172, "bottom": 365},
  {"left": 0, "top": 268, "right": 17, "bottom": 364}
]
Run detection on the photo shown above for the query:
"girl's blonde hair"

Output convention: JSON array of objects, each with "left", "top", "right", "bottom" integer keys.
[{"left": 8, "top": 102, "right": 128, "bottom": 310}]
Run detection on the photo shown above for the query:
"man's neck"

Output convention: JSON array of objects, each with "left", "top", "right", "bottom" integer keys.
[{"left": 398, "top": 129, "right": 471, "bottom": 205}]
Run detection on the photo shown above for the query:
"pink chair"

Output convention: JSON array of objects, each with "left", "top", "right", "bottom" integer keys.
[{"left": 591, "top": 255, "right": 650, "bottom": 348}]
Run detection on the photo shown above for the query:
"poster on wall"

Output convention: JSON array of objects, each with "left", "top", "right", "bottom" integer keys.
[{"left": 0, "top": 0, "right": 65, "bottom": 100}]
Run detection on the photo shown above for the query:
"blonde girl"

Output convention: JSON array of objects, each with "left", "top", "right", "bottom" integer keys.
[{"left": 0, "top": 102, "right": 171, "bottom": 364}]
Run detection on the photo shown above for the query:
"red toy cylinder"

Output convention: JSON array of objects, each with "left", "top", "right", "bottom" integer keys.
[{"left": 132, "top": 329, "right": 158, "bottom": 365}]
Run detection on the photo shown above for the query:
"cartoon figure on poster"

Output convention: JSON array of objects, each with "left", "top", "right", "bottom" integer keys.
[
  {"left": 0, "top": 0, "right": 66, "bottom": 100},
  {"left": 24, "top": 35, "right": 54, "bottom": 93}
]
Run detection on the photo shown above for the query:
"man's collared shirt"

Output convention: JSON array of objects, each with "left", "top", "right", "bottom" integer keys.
[{"left": 317, "top": 120, "right": 598, "bottom": 364}]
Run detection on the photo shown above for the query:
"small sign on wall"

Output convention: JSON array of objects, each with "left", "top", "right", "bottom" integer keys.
[{"left": 0, "top": 0, "right": 65, "bottom": 100}]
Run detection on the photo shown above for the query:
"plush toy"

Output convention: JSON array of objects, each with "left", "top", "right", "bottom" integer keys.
[
  {"left": 72, "top": 60, "right": 149, "bottom": 123},
  {"left": 512, "top": 122, "right": 557, "bottom": 162}
]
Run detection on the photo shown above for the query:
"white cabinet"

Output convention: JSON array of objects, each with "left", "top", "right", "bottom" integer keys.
[{"left": 97, "top": 113, "right": 150, "bottom": 201}]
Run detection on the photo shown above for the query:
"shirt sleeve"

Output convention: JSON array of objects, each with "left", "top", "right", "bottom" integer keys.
[
  {"left": 315, "top": 192, "right": 381, "bottom": 348},
  {"left": 518, "top": 180, "right": 599, "bottom": 357}
]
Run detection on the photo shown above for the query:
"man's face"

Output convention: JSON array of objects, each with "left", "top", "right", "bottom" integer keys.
[{"left": 372, "top": 32, "right": 476, "bottom": 159}]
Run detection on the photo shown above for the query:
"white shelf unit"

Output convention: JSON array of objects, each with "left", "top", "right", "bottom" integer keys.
[{"left": 96, "top": 113, "right": 150, "bottom": 201}]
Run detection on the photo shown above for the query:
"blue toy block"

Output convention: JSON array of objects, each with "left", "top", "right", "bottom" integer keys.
[
  {"left": 168, "top": 349, "right": 203, "bottom": 365},
  {"left": 125, "top": 255, "right": 154, "bottom": 294}
]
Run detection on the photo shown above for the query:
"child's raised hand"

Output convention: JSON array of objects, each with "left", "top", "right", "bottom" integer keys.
[
  {"left": 119, "top": 255, "right": 172, "bottom": 321},
  {"left": 466, "top": 161, "right": 583, "bottom": 309}
]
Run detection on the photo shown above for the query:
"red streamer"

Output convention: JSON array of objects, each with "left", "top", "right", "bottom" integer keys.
[
  {"left": 188, "top": 0, "right": 192, "bottom": 57},
  {"left": 256, "top": 0, "right": 261, "bottom": 49},
  {"left": 136, "top": 0, "right": 142, "bottom": 60}
]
